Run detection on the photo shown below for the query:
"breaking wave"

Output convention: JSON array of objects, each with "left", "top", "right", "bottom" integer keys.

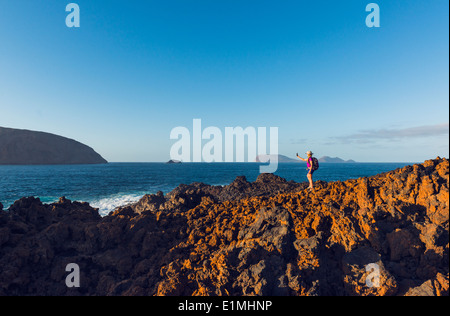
[{"left": 90, "top": 193, "right": 145, "bottom": 216}]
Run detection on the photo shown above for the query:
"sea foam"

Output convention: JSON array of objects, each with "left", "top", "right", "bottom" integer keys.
[{"left": 90, "top": 193, "right": 145, "bottom": 216}]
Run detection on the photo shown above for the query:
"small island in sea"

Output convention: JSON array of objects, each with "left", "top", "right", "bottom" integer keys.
[{"left": 166, "top": 159, "right": 182, "bottom": 164}]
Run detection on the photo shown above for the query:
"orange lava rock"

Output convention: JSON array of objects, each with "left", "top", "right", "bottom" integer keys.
[{"left": 0, "top": 159, "right": 448, "bottom": 296}]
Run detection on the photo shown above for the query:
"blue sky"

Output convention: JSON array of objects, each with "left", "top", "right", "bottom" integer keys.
[{"left": 0, "top": 0, "right": 448, "bottom": 162}]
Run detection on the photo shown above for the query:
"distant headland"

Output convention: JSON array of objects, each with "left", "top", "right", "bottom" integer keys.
[
  {"left": 0, "top": 127, "right": 107, "bottom": 165},
  {"left": 318, "top": 156, "right": 356, "bottom": 163},
  {"left": 255, "top": 154, "right": 356, "bottom": 163}
]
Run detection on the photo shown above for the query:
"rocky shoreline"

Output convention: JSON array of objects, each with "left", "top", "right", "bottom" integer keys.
[{"left": 0, "top": 158, "right": 448, "bottom": 296}]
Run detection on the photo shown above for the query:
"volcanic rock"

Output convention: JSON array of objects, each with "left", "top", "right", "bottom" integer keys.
[{"left": 0, "top": 158, "right": 448, "bottom": 296}]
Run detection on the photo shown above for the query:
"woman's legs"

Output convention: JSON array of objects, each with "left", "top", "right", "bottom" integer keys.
[{"left": 307, "top": 172, "right": 314, "bottom": 189}]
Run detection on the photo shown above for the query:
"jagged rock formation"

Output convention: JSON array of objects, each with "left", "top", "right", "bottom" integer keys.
[
  {"left": 0, "top": 127, "right": 107, "bottom": 165},
  {"left": 0, "top": 158, "right": 448, "bottom": 296}
]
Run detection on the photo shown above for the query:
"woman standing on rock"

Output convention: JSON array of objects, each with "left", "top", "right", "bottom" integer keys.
[{"left": 296, "top": 151, "right": 318, "bottom": 190}]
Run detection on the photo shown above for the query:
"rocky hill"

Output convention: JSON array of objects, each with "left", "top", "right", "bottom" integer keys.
[
  {"left": 0, "top": 127, "right": 107, "bottom": 165},
  {"left": 0, "top": 158, "right": 448, "bottom": 296}
]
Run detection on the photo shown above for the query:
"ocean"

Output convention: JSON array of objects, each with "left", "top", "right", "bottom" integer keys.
[{"left": 0, "top": 162, "right": 412, "bottom": 216}]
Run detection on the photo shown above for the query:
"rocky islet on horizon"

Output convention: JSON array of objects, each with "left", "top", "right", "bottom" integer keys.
[{"left": 0, "top": 158, "right": 448, "bottom": 296}]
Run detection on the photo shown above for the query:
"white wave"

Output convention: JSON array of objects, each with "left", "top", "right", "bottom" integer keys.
[{"left": 90, "top": 193, "right": 145, "bottom": 217}]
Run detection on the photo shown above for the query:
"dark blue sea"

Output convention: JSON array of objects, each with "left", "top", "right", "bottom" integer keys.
[{"left": 0, "top": 162, "right": 412, "bottom": 216}]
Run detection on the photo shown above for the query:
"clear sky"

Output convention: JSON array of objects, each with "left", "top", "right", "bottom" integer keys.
[{"left": 0, "top": 0, "right": 448, "bottom": 162}]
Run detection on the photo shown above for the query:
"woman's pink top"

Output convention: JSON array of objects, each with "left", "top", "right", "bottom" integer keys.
[{"left": 307, "top": 157, "right": 312, "bottom": 168}]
